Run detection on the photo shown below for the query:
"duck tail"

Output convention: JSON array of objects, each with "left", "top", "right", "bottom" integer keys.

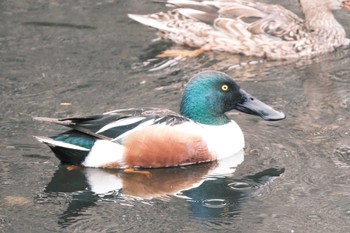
[{"left": 34, "top": 136, "right": 90, "bottom": 165}]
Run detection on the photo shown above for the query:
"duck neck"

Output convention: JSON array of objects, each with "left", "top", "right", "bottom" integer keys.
[
  {"left": 304, "top": 9, "right": 341, "bottom": 30},
  {"left": 180, "top": 97, "right": 230, "bottom": 126},
  {"left": 300, "top": 1, "right": 343, "bottom": 30},
  {"left": 300, "top": 2, "right": 346, "bottom": 45}
]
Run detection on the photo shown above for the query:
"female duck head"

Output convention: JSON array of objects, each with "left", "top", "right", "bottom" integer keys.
[{"left": 180, "top": 71, "right": 286, "bottom": 125}]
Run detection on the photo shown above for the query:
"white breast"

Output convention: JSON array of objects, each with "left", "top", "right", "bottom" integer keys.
[
  {"left": 201, "top": 121, "right": 245, "bottom": 160},
  {"left": 174, "top": 120, "right": 245, "bottom": 161}
]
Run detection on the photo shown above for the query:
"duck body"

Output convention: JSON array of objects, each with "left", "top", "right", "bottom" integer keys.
[
  {"left": 36, "top": 109, "right": 244, "bottom": 168},
  {"left": 35, "top": 71, "right": 285, "bottom": 169},
  {"left": 128, "top": 0, "right": 350, "bottom": 59}
]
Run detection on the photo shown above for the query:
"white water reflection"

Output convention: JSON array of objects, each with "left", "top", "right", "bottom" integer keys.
[{"left": 57, "top": 150, "right": 244, "bottom": 199}]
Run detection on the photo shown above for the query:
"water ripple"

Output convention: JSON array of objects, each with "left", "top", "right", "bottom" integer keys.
[
  {"left": 202, "top": 199, "right": 229, "bottom": 209},
  {"left": 330, "top": 69, "right": 350, "bottom": 83},
  {"left": 332, "top": 146, "right": 350, "bottom": 168},
  {"left": 22, "top": 21, "right": 96, "bottom": 30},
  {"left": 227, "top": 181, "right": 253, "bottom": 192}
]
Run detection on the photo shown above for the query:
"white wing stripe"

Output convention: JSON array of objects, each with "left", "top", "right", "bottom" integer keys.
[
  {"left": 113, "top": 119, "right": 156, "bottom": 141},
  {"left": 96, "top": 117, "right": 146, "bottom": 133}
]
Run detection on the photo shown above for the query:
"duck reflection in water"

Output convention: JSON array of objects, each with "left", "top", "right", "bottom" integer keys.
[{"left": 43, "top": 150, "right": 284, "bottom": 225}]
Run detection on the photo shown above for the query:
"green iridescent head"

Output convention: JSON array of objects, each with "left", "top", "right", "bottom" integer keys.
[{"left": 180, "top": 71, "right": 285, "bottom": 125}]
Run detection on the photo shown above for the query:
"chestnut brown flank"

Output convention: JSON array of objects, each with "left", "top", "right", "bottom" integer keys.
[{"left": 123, "top": 126, "right": 214, "bottom": 168}]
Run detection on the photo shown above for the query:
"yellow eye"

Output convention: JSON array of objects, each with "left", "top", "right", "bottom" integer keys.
[{"left": 221, "top": 84, "right": 229, "bottom": 91}]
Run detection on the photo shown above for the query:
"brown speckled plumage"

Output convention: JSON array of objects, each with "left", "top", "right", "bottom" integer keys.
[{"left": 129, "top": 0, "right": 350, "bottom": 59}]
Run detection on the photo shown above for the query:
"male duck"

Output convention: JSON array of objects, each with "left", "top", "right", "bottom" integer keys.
[
  {"left": 128, "top": 0, "right": 350, "bottom": 59},
  {"left": 34, "top": 71, "right": 285, "bottom": 169}
]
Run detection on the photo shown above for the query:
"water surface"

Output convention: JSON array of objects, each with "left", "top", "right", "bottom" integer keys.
[{"left": 1, "top": 0, "right": 350, "bottom": 232}]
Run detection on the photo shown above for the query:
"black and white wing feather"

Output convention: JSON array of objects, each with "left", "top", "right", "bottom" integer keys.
[{"left": 34, "top": 108, "right": 191, "bottom": 141}]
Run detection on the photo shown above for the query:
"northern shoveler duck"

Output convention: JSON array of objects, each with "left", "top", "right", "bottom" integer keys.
[
  {"left": 128, "top": 0, "right": 350, "bottom": 59},
  {"left": 34, "top": 71, "right": 285, "bottom": 169}
]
